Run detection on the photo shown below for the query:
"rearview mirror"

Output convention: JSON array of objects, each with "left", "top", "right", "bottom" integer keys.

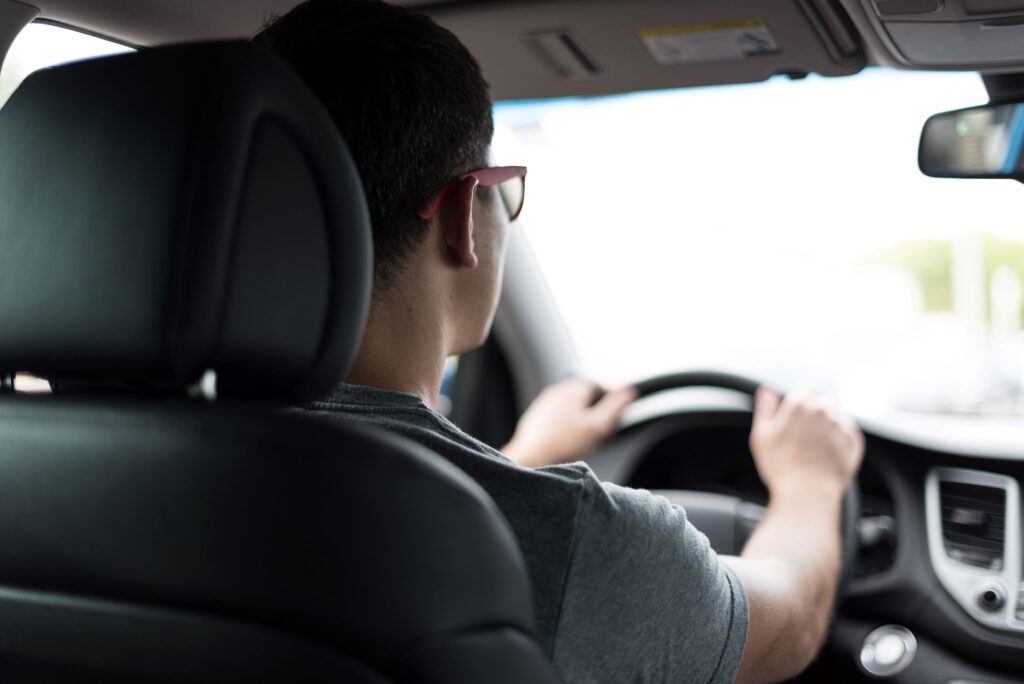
[{"left": 919, "top": 103, "right": 1024, "bottom": 180}]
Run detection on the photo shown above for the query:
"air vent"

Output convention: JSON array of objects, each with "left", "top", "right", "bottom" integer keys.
[
  {"left": 523, "top": 30, "right": 603, "bottom": 81},
  {"left": 939, "top": 481, "right": 1006, "bottom": 570},
  {"left": 873, "top": 0, "right": 944, "bottom": 15}
]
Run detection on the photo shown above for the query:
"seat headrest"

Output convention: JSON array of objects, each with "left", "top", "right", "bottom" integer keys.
[{"left": 0, "top": 41, "right": 371, "bottom": 399}]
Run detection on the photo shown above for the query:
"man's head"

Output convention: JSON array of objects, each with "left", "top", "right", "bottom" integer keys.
[{"left": 258, "top": 0, "right": 510, "bottom": 352}]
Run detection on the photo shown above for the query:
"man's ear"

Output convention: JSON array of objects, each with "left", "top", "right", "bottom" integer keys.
[{"left": 440, "top": 176, "right": 480, "bottom": 270}]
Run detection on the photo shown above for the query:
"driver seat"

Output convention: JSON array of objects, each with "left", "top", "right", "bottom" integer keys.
[{"left": 0, "top": 41, "right": 559, "bottom": 683}]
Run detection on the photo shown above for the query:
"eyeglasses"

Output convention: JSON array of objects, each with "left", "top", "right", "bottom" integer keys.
[{"left": 418, "top": 166, "right": 528, "bottom": 222}]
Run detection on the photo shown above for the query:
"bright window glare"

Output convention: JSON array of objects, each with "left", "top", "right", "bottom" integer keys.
[
  {"left": 0, "top": 23, "right": 132, "bottom": 108},
  {"left": 495, "top": 70, "right": 1024, "bottom": 417}
]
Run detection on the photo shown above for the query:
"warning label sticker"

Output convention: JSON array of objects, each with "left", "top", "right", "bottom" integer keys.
[{"left": 637, "top": 18, "right": 780, "bottom": 66}]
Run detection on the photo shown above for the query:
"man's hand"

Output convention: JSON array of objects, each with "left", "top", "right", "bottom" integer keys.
[
  {"left": 503, "top": 378, "right": 637, "bottom": 468},
  {"left": 726, "top": 387, "right": 865, "bottom": 684},
  {"left": 749, "top": 386, "right": 863, "bottom": 499}
]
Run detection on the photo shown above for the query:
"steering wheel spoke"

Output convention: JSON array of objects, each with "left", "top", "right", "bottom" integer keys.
[{"left": 652, "top": 490, "right": 765, "bottom": 556}]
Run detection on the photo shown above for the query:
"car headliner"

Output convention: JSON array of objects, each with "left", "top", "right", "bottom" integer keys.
[
  {"left": 3, "top": 1, "right": 1020, "bottom": 101},
  {"left": 0, "top": 0, "right": 954, "bottom": 102}
]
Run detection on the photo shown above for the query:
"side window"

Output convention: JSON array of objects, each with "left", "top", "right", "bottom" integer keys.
[{"left": 0, "top": 22, "right": 132, "bottom": 108}]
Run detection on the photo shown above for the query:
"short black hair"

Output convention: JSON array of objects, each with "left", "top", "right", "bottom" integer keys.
[{"left": 256, "top": 0, "right": 494, "bottom": 291}]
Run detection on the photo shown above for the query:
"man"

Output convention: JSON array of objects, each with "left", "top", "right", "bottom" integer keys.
[{"left": 258, "top": 2, "right": 864, "bottom": 682}]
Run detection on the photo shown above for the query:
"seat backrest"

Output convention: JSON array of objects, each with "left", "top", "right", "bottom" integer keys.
[{"left": 0, "top": 41, "right": 560, "bottom": 684}]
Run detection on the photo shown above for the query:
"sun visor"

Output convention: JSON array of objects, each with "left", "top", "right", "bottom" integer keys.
[
  {"left": 427, "top": 0, "right": 866, "bottom": 101},
  {"left": 851, "top": 0, "right": 1024, "bottom": 69}
]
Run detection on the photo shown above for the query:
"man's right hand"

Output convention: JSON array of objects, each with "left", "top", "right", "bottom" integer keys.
[
  {"left": 724, "top": 387, "right": 865, "bottom": 684},
  {"left": 749, "top": 386, "right": 863, "bottom": 499}
]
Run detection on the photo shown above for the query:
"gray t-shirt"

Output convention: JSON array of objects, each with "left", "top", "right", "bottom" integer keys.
[{"left": 305, "top": 383, "right": 748, "bottom": 684}]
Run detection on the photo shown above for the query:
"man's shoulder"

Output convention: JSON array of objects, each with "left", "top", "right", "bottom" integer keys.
[{"left": 306, "top": 383, "right": 591, "bottom": 477}]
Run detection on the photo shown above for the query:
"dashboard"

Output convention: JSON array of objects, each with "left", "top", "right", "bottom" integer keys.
[{"left": 588, "top": 402, "right": 1024, "bottom": 683}]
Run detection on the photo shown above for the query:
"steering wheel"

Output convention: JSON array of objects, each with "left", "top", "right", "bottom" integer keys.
[{"left": 624, "top": 370, "right": 860, "bottom": 593}]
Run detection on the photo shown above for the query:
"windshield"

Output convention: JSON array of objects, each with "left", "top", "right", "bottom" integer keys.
[{"left": 494, "top": 69, "right": 1024, "bottom": 417}]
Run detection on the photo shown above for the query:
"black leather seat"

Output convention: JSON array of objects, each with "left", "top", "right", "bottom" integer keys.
[{"left": 0, "top": 41, "right": 560, "bottom": 683}]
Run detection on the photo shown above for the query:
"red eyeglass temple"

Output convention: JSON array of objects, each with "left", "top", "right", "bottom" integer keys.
[{"left": 418, "top": 165, "right": 527, "bottom": 220}]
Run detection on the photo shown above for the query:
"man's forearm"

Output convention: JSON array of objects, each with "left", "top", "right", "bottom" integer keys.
[
  {"left": 747, "top": 478, "right": 843, "bottom": 630},
  {"left": 725, "top": 478, "right": 844, "bottom": 682}
]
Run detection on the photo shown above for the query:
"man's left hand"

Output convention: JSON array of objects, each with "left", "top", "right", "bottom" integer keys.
[{"left": 503, "top": 378, "right": 637, "bottom": 468}]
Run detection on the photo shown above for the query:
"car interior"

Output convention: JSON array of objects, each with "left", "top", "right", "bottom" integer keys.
[{"left": 2, "top": 1, "right": 1024, "bottom": 683}]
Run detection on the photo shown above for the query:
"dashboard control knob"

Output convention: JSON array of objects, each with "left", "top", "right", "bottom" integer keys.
[
  {"left": 976, "top": 584, "right": 1005, "bottom": 612},
  {"left": 860, "top": 625, "right": 916, "bottom": 677}
]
